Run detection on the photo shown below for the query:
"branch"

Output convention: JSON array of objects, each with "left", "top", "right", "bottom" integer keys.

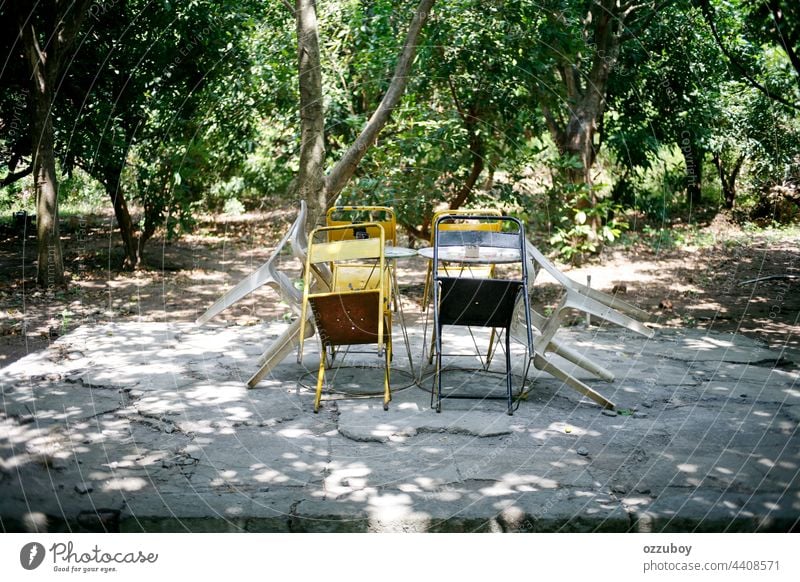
[
  {"left": 699, "top": 0, "right": 800, "bottom": 111},
  {"left": 447, "top": 138, "right": 484, "bottom": 210},
  {"left": 51, "top": 0, "right": 92, "bottom": 77},
  {"left": 17, "top": 14, "right": 47, "bottom": 92},
  {"left": 295, "top": 0, "right": 326, "bottom": 223},
  {"left": 620, "top": 1, "right": 678, "bottom": 42},
  {"left": 1, "top": 165, "right": 33, "bottom": 187},
  {"left": 324, "top": 0, "right": 436, "bottom": 203},
  {"left": 560, "top": 63, "right": 580, "bottom": 100},
  {"left": 540, "top": 103, "right": 565, "bottom": 147},
  {"left": 447, "top": 95, "right": 484, "bottom": 211},
  {"left": 447, "top": 75, "right": 467, "bottom": 122}
]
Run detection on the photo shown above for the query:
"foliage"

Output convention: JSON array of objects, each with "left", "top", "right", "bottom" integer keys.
[
  {"left": 546, "top": 154, "right": 628, "bottom": 262},
  {"left": 2, "top": 0, "right": 800, "bottom": 272}
]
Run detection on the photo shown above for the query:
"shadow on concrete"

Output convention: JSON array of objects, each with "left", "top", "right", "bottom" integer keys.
[{"left": 1, "top": 321, "right": 798, "bottom": 533}]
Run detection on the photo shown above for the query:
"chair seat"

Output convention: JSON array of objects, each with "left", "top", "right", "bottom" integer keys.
[
  {"left": 310, "top": 291, "right": 384, "bottom": 346},
  {"left": 438, "top": 278, "right": 523, "bottom": 328}
]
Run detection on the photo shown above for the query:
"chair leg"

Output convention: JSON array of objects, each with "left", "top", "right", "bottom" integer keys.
[
  {"left": 532, "top": 353, "right": 615, "bottom": 410},
  {"left": 505, "top": 327, "right": 513, "bottom": 415},
  {"left": 384, "top": 336, "right": 392, "bottom": 411},
  {"left": 314, "top": 349, "right": 326, "bottom": 413},
  {"left": 546, "top": 338, "right": 615, "bottom": 381},
  {"left": 435, "top": 323, "right": 443, "bottom": 413}
]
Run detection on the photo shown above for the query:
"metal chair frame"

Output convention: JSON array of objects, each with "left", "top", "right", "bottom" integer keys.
[
  {"left": 299, "top": 223, "right": 393, "bottom": 412},
  {"left": 431, "top": 215, "right": 532, "bottom": 415}
]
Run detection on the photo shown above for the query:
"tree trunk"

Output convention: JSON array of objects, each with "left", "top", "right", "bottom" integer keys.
[
  {"left": 106, "top": 182, "right": 139, "bottom": 269},
  {"left": 323, "top": 0, "right": 436, "bottom": 207},
  {"left": 447, "top": 90, "right": 484, "bottom": 211},
  {"left": 17, "top": 1, "right": 91, "bottom": 287},
  {"left": 713, "top": 152, "right": 744, "bottom": 210},
  {"left": 681, "top": 138, "right": 703, "bottom": 206},
  {"left": 31, "top": 86, "right": 65, "bottom": 287},
  {"left": 295, "top": 0, "right": 326, "bottom": 228},
  {"left": 559, "top": 106, "right": 599, "bottom": 186},
  {"left": 412, "top": 123, "right": 484, "bottom": 242},
  {"left": 293, "top": 0, "right": 435, "bottom": 230},
  {"left": 540, "top": 0, "right": 623, "bottom": 243}
]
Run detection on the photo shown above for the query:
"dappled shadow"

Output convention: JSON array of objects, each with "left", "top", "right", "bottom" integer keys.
[{"left": 1, "top": 321, "right": 798, "bottom": 532}]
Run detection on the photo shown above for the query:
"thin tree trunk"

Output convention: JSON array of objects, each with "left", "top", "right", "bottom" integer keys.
[
  {"left": 542, "top": 0, "right": 622, "bottom": 242},
  {"left": 17, "top": 1, "right": 91, "bottom": 287},
  {"left": 106, "top": 182, "right": 139, "bottom": 269},
  {"left": 446, "top": 81, "right": 485, "bottom": 212},
  {"left": 293, "top": 0, "right": 435, "bottom": 230},
  {"left": 31, "top": 87, "right": 65, "bottom": 287},
  {"left": 323, "top": 0, "right": 435, "bottom": 206},
  {"left": 412, "top": 127, "right": 484, "bottom": 242},
  {"left": 295, "top": 0, "right": 326, "bottom": 227},
  {"left": 681, "top": 139, "right": 703, "bottom": 206},
  {"left": 713, "top": 152, "right": 744, "bottom": 210}
]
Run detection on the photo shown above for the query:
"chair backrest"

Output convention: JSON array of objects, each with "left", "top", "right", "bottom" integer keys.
[
  {"left": 433, "top": 214, "right": 524, "bottom": 262},
  {"left": 299, "top": 223, "right": 388, "bottom": 355},
  {"left": 429, "top": 210, "right": 504, "bottom": 282},
  {"left": 326, "top": 206, "right": 397, "bottom": 245},
  {"left": 436, "top": 229, "right": 522, "bottom": 250},
  {"left": 432, "top": 214, "right": 533, "bottom": 348},
  {"left": 430, "top": 208, "right": 502, "bottom": 242}
]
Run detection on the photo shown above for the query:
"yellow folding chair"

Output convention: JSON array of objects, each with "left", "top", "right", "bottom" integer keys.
[
  {"left": 327, "top": 206, "right": 399, "bottom": 309},
  {"left": 325, "top": 206, "right": 397, "bottom": 244},
  {"left": 299, "top": 223, "right": 393, "bottom": 412}
]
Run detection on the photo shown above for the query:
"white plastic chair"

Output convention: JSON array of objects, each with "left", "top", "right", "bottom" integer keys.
[
  {"left": 196, "top": 206, "right": 306, "bottom": 324},
  {"left": 525, "top": 241, "right": 652, "bottom": 374},
  {"left": 509, "top": 241, "right": 654, "bottom": 409},
  {"left": 195, "top": 203, "right": 318, "bottom": 387}
]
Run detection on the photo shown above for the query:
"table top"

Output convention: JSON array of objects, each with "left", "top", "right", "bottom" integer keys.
[
  {"left": 417, "top": 245, "right": 521, "bottom": 264},
  {"left": 384, "top": 245, "right": 418, "bottom": 259}
]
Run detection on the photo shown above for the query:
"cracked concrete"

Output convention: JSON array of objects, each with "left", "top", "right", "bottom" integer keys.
[{"left": 1, "top": 320, "right": 799, "bottom": 532}]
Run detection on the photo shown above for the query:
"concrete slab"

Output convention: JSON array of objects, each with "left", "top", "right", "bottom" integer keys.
[{"left": 1, "top": 321, "right": 798, "bottom": 532}]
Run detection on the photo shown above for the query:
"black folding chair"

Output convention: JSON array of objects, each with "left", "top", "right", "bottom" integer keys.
[{"left": 431, "top": 215, "right": 533, "bottom": 415}]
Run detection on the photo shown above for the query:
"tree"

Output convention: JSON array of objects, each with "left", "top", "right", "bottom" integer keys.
[
  {"left": 61, "top": 1, "right": 264, "bottom": 267},
  {"left": 530, "top": 1, "right": 664, "bottom": 241},
  {"left": 12, "top": 1, "right": 91, "bottom": 287},
  {"left": 293, "top": 0, "right": 436, "bottom": 229},
  {"left": 607, "top": 0, "right": 726, "bottom": 207},
  {"left": 698, "top": 0, "right": 799, "bottom": 110},
  {"left": 319, "top": 0, "right": 543, "bottom": 241}
]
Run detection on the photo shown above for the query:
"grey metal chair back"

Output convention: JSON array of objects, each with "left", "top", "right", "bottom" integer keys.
[{"left": 432, "top": 215, "right": 532, "bottom": 414}]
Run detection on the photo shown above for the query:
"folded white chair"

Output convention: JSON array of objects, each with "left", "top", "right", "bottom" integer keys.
[
  {"left": 196, "top": 206, "right": 306, "bottom": 324},
  {"left": 507, "top": 241, "right": 655, "bottom": 409},
  {"left": 195, "top": 202, "right": 318, "bottom": 387},
  {"left": 526, "top": 241, "right": 652, "bottom": 333}
]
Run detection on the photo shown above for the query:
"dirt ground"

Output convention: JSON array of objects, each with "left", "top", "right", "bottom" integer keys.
[{"left": 1, "top": 208, "right": 799, "bottom": 368}]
